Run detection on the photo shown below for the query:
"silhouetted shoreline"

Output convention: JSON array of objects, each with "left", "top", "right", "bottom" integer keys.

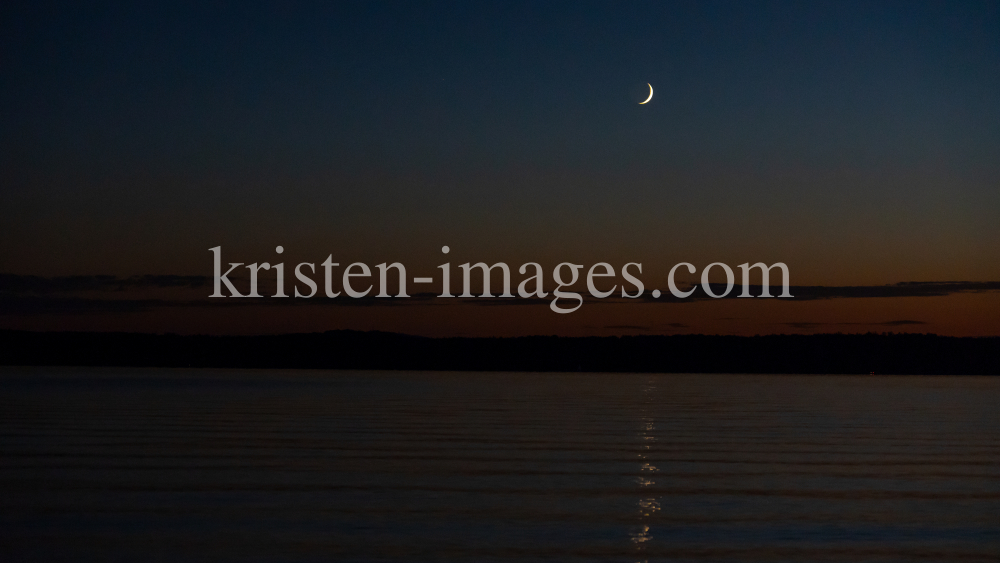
[{"left": 1, "top": 330, "right": 998, "bottom": 375}]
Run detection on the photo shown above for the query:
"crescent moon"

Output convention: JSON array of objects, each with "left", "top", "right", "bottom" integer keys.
[{"left": 639, "top": 83, "right": 653, "bottom": 104}]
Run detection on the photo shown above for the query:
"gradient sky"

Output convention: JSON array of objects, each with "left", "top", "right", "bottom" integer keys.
[{"left": 2, "top": 1, "right": 999, "bottom": 336}]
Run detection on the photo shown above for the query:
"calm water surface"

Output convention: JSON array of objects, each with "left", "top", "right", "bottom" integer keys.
[{"left": 1, "top": 368, "right": 998, "bottom": 562}]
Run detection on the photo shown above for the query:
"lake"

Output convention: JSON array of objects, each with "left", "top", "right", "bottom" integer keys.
[{"left": 1, "top": 368, "right": 998, "bottom": 562}]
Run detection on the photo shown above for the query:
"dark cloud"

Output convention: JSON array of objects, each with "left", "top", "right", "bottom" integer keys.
[
  {"left": 785, "top": 322, "right": 824, "bottom": 330},
  {"left": 783, "top": 320, "right": 927, "bottom": 330},
  {"left": 0, "top": 272, "right": 997, "bottom": 317},
  {"left": 0, "top": 295, "right": 155, "bottom": 315},
  {"left": 0, "top": 274, "right": 210, "bottom": 293},
  {"left": 772, "top": 282, "right": 1000, "bottom": 301},
  {"left": 639, "top": 281, "right": 1000, "bottom": 303},
  {"left": 473, "top": 281, "right": 1000, "bottom": 305},
  {"left": 468, "top": 281, "right": 1000, "bottom": 306},
  {"left": 0, "top": 291, "right": 439, "bottom": 315},
  {"left": 5, "top": 274, "right": 998, "bottom": 301}
]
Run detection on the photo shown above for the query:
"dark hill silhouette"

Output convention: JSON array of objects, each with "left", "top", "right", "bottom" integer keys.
[{"left": 1, "top": 330, "right": 998, "bottom": 375}]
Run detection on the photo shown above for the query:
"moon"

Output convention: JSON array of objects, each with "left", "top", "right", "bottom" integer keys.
[{"left": 639, "top": 83, "right": 653, "bottom": 104}]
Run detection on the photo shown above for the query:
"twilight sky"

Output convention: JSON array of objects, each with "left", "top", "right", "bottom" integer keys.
[{"left": 2, "top": 1, "right": 999, "bottom": 337}]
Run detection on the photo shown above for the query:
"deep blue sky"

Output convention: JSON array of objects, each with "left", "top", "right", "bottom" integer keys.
[{"left": 2, "top": 1, "right": 999, "bottom": 284}]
